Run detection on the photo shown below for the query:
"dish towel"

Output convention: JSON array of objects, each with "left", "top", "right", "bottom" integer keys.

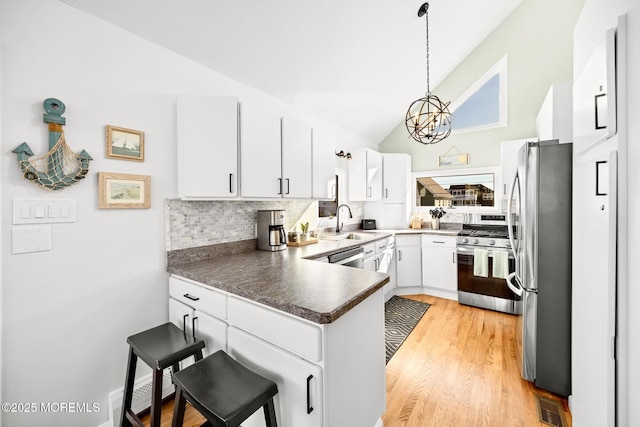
[
  {"left": 473, "top": 248, "right": 489, "bottom": 277},
  {"left": 492, "top": 250, "right": 510, "bottom": 279}
]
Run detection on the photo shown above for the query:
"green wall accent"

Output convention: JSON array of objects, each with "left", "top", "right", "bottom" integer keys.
[{"left": 379, "top": 0, "right": 584, "bottom": 172}]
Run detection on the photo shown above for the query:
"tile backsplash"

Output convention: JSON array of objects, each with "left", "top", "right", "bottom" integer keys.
[
  {"left": 166, "top": 199, "right": 315, "bottom": 251},
  {"left": 166, "top": 198, "right": 365, "bottom": 251}
]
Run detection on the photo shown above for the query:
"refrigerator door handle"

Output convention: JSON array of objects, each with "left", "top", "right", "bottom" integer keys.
[
  {"left": 506, "top": 272, "right": 523, "bottom": 297},
  {"left": 507, "top": 171, "right": 520, "bottom": 258}
]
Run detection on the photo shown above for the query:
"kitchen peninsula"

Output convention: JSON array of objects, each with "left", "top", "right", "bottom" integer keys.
[{"left": 166, "top": 235, "right": 390, "bottom": 427}]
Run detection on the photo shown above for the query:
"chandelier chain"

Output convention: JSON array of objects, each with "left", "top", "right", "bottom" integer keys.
[
  {"left": 405, "top": 2, "right": 453, "bottom": 145},
  {"left": 425, "top": 6, "right": 430, "bottom": 95}
]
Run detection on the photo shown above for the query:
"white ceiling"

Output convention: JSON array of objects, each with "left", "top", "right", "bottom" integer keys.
[{"left": 60, "top": 0, "right": 523, "bottom": 144}]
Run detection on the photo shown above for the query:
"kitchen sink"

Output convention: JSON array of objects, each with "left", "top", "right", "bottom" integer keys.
[
  {"left": 344, "top": 232, "right": 371, "bottom": 240},
  {"left": 318, "top": 232, "right": 373, "bottom": 241}
]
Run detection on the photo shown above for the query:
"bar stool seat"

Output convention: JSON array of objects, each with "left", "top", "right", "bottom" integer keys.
[
  {"left": 172, "top": 350, "right": 278, "bottom": 427},
  {"left": 121, "top": 322, "right": 205, "bottom": 427}
]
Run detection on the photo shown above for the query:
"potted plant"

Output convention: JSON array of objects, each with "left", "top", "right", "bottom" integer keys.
[
  {"left": 429, "top": 207, "right": 446, "bottom": 230},
  {"left": 299, "top": 222, "right": 310, "bottom": 241}
]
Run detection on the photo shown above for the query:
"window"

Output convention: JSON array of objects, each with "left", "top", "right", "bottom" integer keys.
[
  {"left": 449, "top": 56, "right": 508, "bottom": 133},
  {"left": 414, "top": 167, "right": 499, "bottom": 210}
]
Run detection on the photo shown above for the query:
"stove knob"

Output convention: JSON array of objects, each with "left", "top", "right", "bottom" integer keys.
[
  {"left": 462, "top": 237, "right": 469, "bottom": 244},
  {"left": 488, "top": 239, "right": 496, "bottom": 245},
  {"left": 505, "top": 241, "right": 511, "bottom": 248},
  {"left": 472, "top": 238, "right": 479, "bottom": 244}
]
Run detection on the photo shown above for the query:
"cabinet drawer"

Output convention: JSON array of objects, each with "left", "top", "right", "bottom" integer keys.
[
  {"left": 421, "top": 235, "right": 456, "bottom": 248},
  {"left": 228, "top": 297, "right": 322, "bottom": 362},
  {"left": 169, "top": 276, "right": 227, "bottom": 320},
  {"left": 396, "top": 234, "right": 422, "bottom": 246},
  {"left": 375, "top": 238, "right": 390, "bottom": 253},
  {"left": 362, "top": 243, "right": 375, "bottom": 258}
]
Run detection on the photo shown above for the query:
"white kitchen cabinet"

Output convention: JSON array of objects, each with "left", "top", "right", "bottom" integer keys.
[
  {"left": 169, "top": 276, "right": 385, "bottom": 427},
  {"left": 168, "top": 277, "right": 229, "bottom": 360},
  {"left": 395, "top": 235, "right": 422, "bottom": 288},
  {"left": 227, "top": 292, "right": 385, "bottom": 427},
  {"left": 348, "top": 148, "right": 382, "bottom": 201},
  {"left": 240, "top": 101, "right": 284, "bottom": 198},
  {"left": 536, "top": 81, "right": 573, "bottom": 143},
  {"left": 169, "top": 298, "right": 228, "bottom": 358},
  {"left": 572, "top": 151, "right": 618, "bottom": 427},
  {"left": 228, "top": 326, "right": 324, "bottom": 427},
  {"left": 375, "top": 237, "right": 396, "bottom": 296},
  {"left": 573, "top": 27, "right": 617, "bottom": 156},
  {"left": 311, "top": 129, "right": 336, "bottom": 199},
  {"left": 281, "top": 117, "right": 312, "bottom": 199},
  {"left": 421, "top": 235, "right": 457, "bottom": 300},
  {"left": 362, "top": 242, "right": 376, "bottom": 271},
  {"left": 382, "top": 153, "right": 411, "bottom": 202},
  {"left": 177, "top": 95, "right": 239, "bottom": 198},
  {"left": 363, "top": 153, "right": 411, "bottom": 228}
]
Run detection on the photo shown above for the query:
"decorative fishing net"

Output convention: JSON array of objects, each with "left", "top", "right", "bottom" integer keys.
[{"left": 16, "top": 130, "right": 91, "bottom": 191}]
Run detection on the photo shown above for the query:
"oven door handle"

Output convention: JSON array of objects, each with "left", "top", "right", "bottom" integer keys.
[
  {"left": 506, "top": 272, "right": 523, "bottom": 297},
  {"left": 456, "top": 246, "right": 514, "bottom": 259}
]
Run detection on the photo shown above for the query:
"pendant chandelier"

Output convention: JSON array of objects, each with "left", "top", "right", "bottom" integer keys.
[{"left": 405, "top": 2, "right": 453, "bottom": 145}]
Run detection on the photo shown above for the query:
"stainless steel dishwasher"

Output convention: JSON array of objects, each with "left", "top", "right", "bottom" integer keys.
[{"left": 327, "top": 246, "right": 365, "bottom": 268}]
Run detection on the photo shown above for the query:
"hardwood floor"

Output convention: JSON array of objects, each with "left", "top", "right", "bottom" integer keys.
[
  {"left": 139, "top": 400, "right": 205, "bottom": 427},
  {"left": 142, "top": 294, "right": 571, "bottom": 427},
  {"left": 383, "top": 294, "right": 571, "bottom": 427}
]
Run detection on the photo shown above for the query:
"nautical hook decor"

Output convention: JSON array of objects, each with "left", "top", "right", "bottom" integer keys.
[{"left": 13, "top": 98, "right": 92, "bottom": 191}]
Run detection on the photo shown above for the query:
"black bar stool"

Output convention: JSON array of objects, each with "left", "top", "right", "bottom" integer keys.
[
  {"left": 171, "top": 350, "right": 278, "bottom": 427},
  {"left": 120, "top": 322, "right": 205, "bottom": 427}
]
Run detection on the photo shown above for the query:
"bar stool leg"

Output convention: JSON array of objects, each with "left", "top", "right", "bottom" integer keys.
[
  {"left": 263, "top": 399, "right": 278, "bottom": 427},
  {"left": 120, "top": 347, "right": 138, "bottom": 427},
  {"left": 149, "top": 367, "right": 164, "bottom": 427},
  {"left": 171, "top": 387, "right": 187, "bottom": 427}
]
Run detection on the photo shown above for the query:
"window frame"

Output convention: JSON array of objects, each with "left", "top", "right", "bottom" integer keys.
[
  {"left": 448, "top": 55, "right": 508, "bottom": 134},
  {"left": 412, "top": 166, "right": 502, "bottom": 214}
]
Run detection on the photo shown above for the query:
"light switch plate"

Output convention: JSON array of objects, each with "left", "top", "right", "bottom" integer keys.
[
  {"left": 12, "top": 226, "right": 52, "bottom": 254},
  {"left": 13, "top": 198, "right": 76, "bottom": 224}
]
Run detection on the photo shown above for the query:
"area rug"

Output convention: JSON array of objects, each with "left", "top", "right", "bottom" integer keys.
[{"left": 385, "top": 296, "right": 431, "bottom": 363}]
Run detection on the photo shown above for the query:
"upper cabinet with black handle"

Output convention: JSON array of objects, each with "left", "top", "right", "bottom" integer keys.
[
  {"left": 177, "top": 95, "right": 239, "bottom": 198},
  {"left": 573, "top": 27, "right": 617, "bottom": 156}
]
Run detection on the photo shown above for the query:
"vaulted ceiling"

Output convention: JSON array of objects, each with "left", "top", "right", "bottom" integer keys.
[{"left": 60, "top": 0, "right": 523, "bottom": 144}]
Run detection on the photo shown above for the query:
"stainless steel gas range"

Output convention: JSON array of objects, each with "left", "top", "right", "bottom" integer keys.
[{"left": 456, "top": 214, "right": 520, "bottom": 314}]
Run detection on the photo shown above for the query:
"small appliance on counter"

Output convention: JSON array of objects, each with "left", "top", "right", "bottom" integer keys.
[
  {"left": 257, "top": 210, "right": 287, "bottom": 251},
  {"left": 361, "top": 219, "right": 376, "bottom": 230}
]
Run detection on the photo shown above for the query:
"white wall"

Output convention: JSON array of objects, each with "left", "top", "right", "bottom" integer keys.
[
  {"left": 0, "top": 42, "right": 4, "bottom": 427},
  {"left": 573, "top": 1, "right": 638, "bottom": 426},
  {"left": 0, "top": 1, "right": 372, "bottom": 426}
]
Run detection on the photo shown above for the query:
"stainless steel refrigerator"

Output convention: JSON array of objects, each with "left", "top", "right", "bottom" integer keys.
[{"left": 506, "top": 140, "right": 572, "bottom": 396}]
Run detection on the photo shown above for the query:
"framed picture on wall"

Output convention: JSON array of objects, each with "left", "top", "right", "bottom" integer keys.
[
  {"left": 98, "top": 172, "right": 151, "bottom": 209},
  {"left": 105, "top": 125, "right": 144, "bottom": 161}
]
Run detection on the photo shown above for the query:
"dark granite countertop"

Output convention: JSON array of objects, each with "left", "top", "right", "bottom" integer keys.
[{"left": 167, "top": 235, "right": 391, "bottom": 324}]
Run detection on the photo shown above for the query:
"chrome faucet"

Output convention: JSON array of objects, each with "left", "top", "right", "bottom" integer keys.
[{"left": 336, "top": 204, "right": 352, "bottom": 233}]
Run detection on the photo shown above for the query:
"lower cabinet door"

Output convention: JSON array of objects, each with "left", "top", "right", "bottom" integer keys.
[
  {"left": 194, "top": 310, "right": 228, "bottom": 356},
  {"left": 396, "top": 246, "right": 422, "bottom": 287},
  {"left": 169, "top": 297, "right": 193, "bottom": 333},
  {"left": 227, "top": 326, "right": 324, "bottom": 427},
  {"left": 421, "top": 244, "right": 457, "bottom": 292},
  {"left": 169, "top": 298, "right": 228, "bottom": 360}
]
